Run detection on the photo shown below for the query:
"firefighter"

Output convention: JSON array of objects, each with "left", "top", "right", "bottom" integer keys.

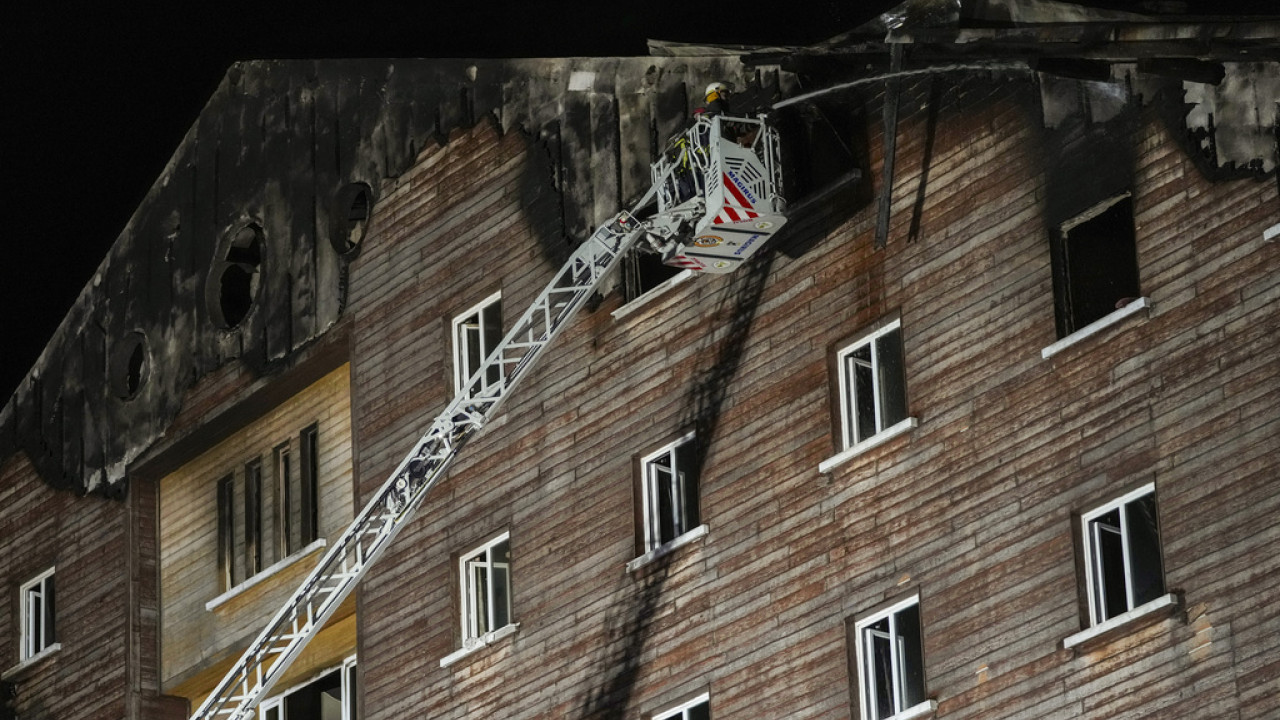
[{"left": 702, "top": 82, "right": 732, "bottom": 116}]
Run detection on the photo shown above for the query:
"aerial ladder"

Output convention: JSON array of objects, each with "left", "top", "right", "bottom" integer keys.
[{"left": 190, "top": 113, "right": 787, "bottom": 720}]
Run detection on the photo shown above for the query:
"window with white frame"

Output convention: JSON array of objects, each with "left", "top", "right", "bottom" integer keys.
[
  {"left": 853, "top": 596, "right": 930, "bottom": 720},
  {"left": 836, "top": 320, "right": 908, "bottom": 451},
  {"left": 452, "top": 291, "right": 504, "bottom": 398},
  {"left": 654, "top": 693, "right": 710, "bottom": 720},
  {"left": 259, "top": 656, "right": 357, "bottom": 720},
  {"left": 640, "top": 434, "right": 701, "bottom": 552},
  {"left": 460, "top": 533, "right": 512, "bottom": 647},
  {"left": 1081, "top": 484, "right": 1165, "bottom": 627},
  {"left": 19, "top": 567, "right": 56, "bottom": 661}
]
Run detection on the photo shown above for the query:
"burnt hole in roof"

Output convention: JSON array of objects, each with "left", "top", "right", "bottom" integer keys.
[
  {"left": 206, "top": 222, "right": 264, "bottom": 330},
  {"left": 110, "top": 331, "right": 149, "bottom": 401},
  {"left": 330, "top": 183, "right": 374, "bottom": 260}
]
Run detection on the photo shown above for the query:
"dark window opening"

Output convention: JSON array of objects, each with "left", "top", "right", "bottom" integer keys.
[
  {"left": 1052, "top": 195, "right": 1140, "bottom": 337},
  {"left": 299, "top": 424, "right": 320, "bottom": 546},
  {"left": 621, "top": 249, "right": 681, "bottom": 303},
  {"left": 217, "top": 475, "right": 235, "bottom": 591},
  {"left": 330, "top": 183, "right": 374, "bottom": 259},
  {"left": 244, "top": 460, "right": 263, "bottom": 577},
  {"left": 110, "top": 331, "right": 150, "bottom": 400},
  {"left": 207, "top": 223, "right": 264, "bottom": 330}
]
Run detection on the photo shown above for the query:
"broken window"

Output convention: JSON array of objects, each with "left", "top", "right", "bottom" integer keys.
[
  {"left": 244, "top": 459, "right": 264, "bottom": 577},
  {"left": 1081, "top": 484, "right": 1166, "bottom": 627},
  {"left": 330, "top": 183, "right": 374, "bottom": 259},
  {"left": 620, "top": 249, "right": 683, "bottom": 303},
  {"left": 836, "top": 320, "right": 908, "bottom": 451},
  {"left": 207, "top": 223, "right": 264, "bottom": 330},
  {"left": 853, "top": 597, "right": 928, "bottom": 720},
  {"left": 1051, "top": 194, "right": 1141, "bottom": 338},
  {"left": 298, "top": 424, "right": 320, "bottom": 549},
  {"left": 459, "top": 533, "right": 513, "bottom": 648},
  {"left": 638, "top": 434, "right": 701, "bottom": 554},
  {"left": 217, "top": 474, "right": 236, "bottom": 591},
  {"left": 452, "top": 292, "right": 504, "bottom": 398},
  {"left": 260, "top": 656, "right": 358, "bottom": 720},
  {"left": 19, "top": 567, "right": 56, "bottom": 661},
  {"left": 654, "top": 693, "right": 710, "bottom": 720}
]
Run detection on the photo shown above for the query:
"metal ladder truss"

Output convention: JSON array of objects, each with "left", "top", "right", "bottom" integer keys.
[{"left": 191, "top": 201, "right": 655, "bottom": 720}]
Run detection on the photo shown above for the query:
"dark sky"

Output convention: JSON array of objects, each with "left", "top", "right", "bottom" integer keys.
[{"left": 1, "top": 1, "right": 1273, "bottom": 403}]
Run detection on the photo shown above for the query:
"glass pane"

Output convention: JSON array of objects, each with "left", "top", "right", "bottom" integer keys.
[
  {"left": 674, "top": 441, "right": 700, "bottom": 532},
  {"left": 687, "top": 701, "right": 710, "bottom": 720},
  {"left": 264, "top": 705, "right": 280, "bottom": 720},
  {"left": 483, "top": 300, "right": 503, "bottom": 387},
  {"left": 876, "top": 328, "right": 907, "bottom": 429},
  {"left": 44, "top": 575, "right": 56, "bottom": 648},
  {"left": 471, "top": 562, "right": 490, "bottom": 635},
  {"left": 849, "top": 345, "right": 876, "bottom": 443},
  {"left": 492, "top": 540, "right": 511, "bottom": 629},
  {"left": 653, "top": 460, "right": 677, "bottom": 544},
  {"left": 346, "top": 663, "right": 359, "bottom": 720},
  {"left": 1091, "top": 510, "right": 1128, "bottom": 621},
  {"left": 866, "top": 619, "right": 894, "bottom": 719},
  {"left": 1126, "top": 495, "right": 1165, "bottom": 607},
  {"left": 895, "top": 604, "right": 926, "bottom": 709}
]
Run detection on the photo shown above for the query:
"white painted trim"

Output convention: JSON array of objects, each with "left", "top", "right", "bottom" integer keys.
[
  {"left": 205, "top": 539, "right": 327, "bottom": 611},
  {"left": 1062, "top": 593, "right": 1178, "bottom": 649},
  {"left": 1, "top": 643, "right": 61, "bottom": 681},
  {"left": 1264, "top": 222, "right": 1280, "bottom": 242},
  {"left": 891, "top": 700, "right": 939, "bottom": 720},
  {"left": 627, "top": 524, "right": 709, "bottom": 573},
  {"left": 611, "top": 270, "right": 695, "bottom": 320},
  {"left": 819, "top": 417, "right": 918, "bottom": 474},
  {"left": 654, "top": 691, "right": 711, "bottom": 720},
  {"left": 439, "top": 622, "right": 519, "bottom": 668},
  {"left": 1040, "top": 297, "right": 1150, "bottom": 360}
]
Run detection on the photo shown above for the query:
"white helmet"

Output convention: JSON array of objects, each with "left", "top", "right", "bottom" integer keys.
[{"left": 705, "top": 82, "right": 729, "bottom": 98}]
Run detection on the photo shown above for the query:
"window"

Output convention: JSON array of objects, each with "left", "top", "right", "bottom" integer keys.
[
  {"left": 1081, "top": 484, "right": 1165, "bottom": 627},
  {"left": 654, "top": 693, "right": 710, "bottom": 720},
  {"left": 260, "top": 656, "right": 357, "bottom": 720},
  {"left": 459, "top": 533, "right": 512, "bottom": 648},
  {"left": 19, "top": 568, "right": 56, "bottom": 661},
  {"left": 452, "top": 292, "right": 504, "bottom": 397},
  {"left": 836, "top": 320, "right": 908, "bottom": 451},
  {"left": 244, "top": 460, "right": 264, "bottom": 577},
  {"left": 852, "top": 597, "right": 931, "bottom": 720},
  {"left": 639, "top": 434, "right": 701, "bottom": 552},
  {"left": 217, "top": 474, "right": 236, "bottom": 591},
  {"left": 217, "top": 424, "right": 320, "bottom": 591},
  {"left": 1050, "top": 194, "right": 1140, "bottom": 338},
  {"left": 621, "top": 249, "right": 684, "bottom": 303}
]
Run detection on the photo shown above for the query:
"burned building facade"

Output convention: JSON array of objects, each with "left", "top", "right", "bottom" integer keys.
[{"left": 2, "top": 2, "right": 1279, "bottom": 718}]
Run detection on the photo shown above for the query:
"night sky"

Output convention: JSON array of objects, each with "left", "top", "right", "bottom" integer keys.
[{"left": 1, "top": 1, "right": 1273, "bottom": 403}]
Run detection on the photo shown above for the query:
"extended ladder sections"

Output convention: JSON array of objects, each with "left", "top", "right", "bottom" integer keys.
[{"left": 190, "top": 115, "right": 785, "bottom": 720}]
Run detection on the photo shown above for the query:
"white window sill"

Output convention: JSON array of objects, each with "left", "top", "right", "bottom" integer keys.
[
  {"left": 882, "top": 699, "right": 937, "bottom": 720},
  {"left": 1263, "top": 222, "right": 1280, "bottom": 242},
  {"left": 1041, "top": 297, "right": 1150, "bottom": 360},
  {"left": 1062, "top": 593, "right": 1179, "bottom": 650},
  {"left": 818, "top": 417, "right": 919, "bottom": 474},
  {"left": 626, "top": 524, "right": 710, "bottom": 573},
  {"left": 439, "top": 623, "right": 520, "bottom": 668},
  {"left": 611, "top": 270, "right": 695, "bottom": 321},
  {"left": 2, "top": 643, "right": 62, "bottom": 681},
  {"left": 206, "top": 539, "right": 328, "bottom": 611}
]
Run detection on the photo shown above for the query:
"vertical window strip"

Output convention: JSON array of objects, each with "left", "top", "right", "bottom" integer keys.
[
  {"left": 217, "top": 474, "right": 235, "bottom": 591},
  {"left": 245, "top": 459, "right": 263, "bottom": 577},
  {"left": 301, "top": 424, "right": 320, "bottom": 546},
  {"left": 274, "top": 442, "right": 292, "bottom": 559}
]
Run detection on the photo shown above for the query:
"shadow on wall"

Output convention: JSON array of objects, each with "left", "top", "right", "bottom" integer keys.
[{"left": 576, "top": 250, "right": 776, "bottom": 718}]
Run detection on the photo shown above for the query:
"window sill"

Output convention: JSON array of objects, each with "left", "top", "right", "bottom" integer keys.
[
  {"left": 1062, "top": 593, "right": 1179, "bottom": 651},
  {"left": 883, "top": 699, "right": 938, "bottom": 720},
  {"left": 1041, "top": 297, "right": 1150, "bottom": 360},
  {"left": 205, "top": 539, "right": 328, "bottom": 611},
  {"left": 626, "top": 524, "right": 709, "bottom": 574},
  {"left": 1263, "top": 222, "right": 1280, "bottom": 242},
  {"left": 610, "top": 270, "right": 695, "bottom": 321},
  {"left": 818, "top": 417, "right": 918, "bottom": 474},
  {"left": 439, "top": 623, "right": 520, "bottom": 668},
  {"left": 1, "top": 643, "right": 62, "bottom": 681}
]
